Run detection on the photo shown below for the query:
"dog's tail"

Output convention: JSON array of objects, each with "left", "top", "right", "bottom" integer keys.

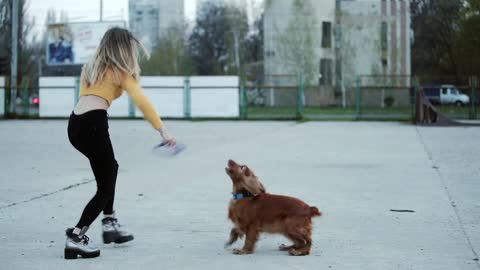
[{"left": 310, "top": 206, "right": 322, "bottom": 217}]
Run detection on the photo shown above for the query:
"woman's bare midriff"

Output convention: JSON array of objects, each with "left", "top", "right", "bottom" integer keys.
[{"left": 73, "top": 95, "right": 110, "bottom": 115}]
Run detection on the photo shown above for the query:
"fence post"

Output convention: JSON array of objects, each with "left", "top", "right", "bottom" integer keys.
[
  {"left": 474, "top": 76, "right": 478, "bottom": 119},
  {"left": 0, "top": 77, "right": 4, "bottom": 118},
  {"left": 239, "top": 77, "right": 246, "bottom": 119},
  {"left": 469, "top": 77, "right": 473, "bottom": 119},
  {"left": 297, "top": 72, "right": 304, "bottom": 119},
  {"left": 184, "top": 76, "right": 191, "bottom": 119},
  {"left": 128, "top": 97, "right": 135, "bottom": 118},
  {"left": 74, "top": 77, "right": 80, "bottom": 105},
  {"left": 382, "top": 74, "right": 386, "bottom": 108},
  {"left": 355, "top": 75, "right": 361, "bottom": 120},
  {"left": 411, "top": 77, "right": 417, "bottom": 123},
  {"left": 469, "top": 76, "right": 476, "bottom": 119},
  {"left": 127, "top": 82, "right": 135, "bottom": 118},
  {"left": 4, "top": 77, "right": 10, "bottom": 116},
  {"left": 22, "top": 79, "right": 28, "bottom": 117}
]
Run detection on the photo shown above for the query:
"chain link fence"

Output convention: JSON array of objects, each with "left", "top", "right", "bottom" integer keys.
[
  {"left": 240, "top": 74, "right": 301, "bottom": 119},
  {"left": 239, "top": 74, "right": 480, "bottom": 122}
]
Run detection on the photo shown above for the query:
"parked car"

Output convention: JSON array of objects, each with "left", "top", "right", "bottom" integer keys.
[
  {"left": 423, "top": 84, "right": 470, "bottom": 106},
  {"left": 14, "top": 94, "right": 39, "bottom": 116},
  {"left": 15, "top": 94, "right": 39, "bottom": 106}
]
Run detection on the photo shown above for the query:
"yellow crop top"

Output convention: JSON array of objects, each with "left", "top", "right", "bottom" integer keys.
[{"left": 80, "top": 72, "right": 163, "bottom": 129}]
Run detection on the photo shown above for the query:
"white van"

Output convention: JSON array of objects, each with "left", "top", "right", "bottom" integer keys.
[{"left": 424, "top": 85, "right": 470, "bottom": 106}]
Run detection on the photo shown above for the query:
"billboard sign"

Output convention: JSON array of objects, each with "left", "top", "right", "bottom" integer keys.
[{"left": 46, "top": 21, "right": 126, "bottom": 66}]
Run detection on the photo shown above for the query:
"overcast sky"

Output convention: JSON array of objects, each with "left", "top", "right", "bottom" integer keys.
[
  {"left": 27, "top": 0, "right": 262, "bottom": 39},
  {"left": 27, "top": 0, "right": 197, "bottom": 37}
]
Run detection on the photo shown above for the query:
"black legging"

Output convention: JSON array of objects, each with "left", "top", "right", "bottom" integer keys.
[{"left": 68, "top": 110, "right": 118, "bottom": 229}]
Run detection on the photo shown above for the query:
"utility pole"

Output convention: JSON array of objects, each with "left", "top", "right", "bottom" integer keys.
[
  {"left": 10, "top": 0, "right": 19, "bottom": 115},
  {"left": 335, "top": 0, "right": 346, "bottom": 108},
  {"left": 233, "top": 30, "right": 241, "bottom": 75},
  {"left": 100, "top": 0, "right": 103, "bottom": 21},
  {"left": 37, "top": 55, "right": 43, "bottom": 77}
]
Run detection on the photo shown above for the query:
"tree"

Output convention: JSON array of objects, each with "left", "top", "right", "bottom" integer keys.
[
  {"left": 455, "top": 0, "right": 480, "bottom": 76},
  {"left": 412, "top": 0, "right": 480, "bottom": 79},
  {"left": 189, "top": 3, "right": 230, "bottom": 75},
  {"left": 242, "top": 13, "right": 264, "bottom": 75},
  {"left": 0, "top": 0, "right": 37, "bottom": 80},
  {"left": 411, "top": 0, "right": 463, "bottom": 76},
  {"left": 141, "top": 25, "right": 195, "bottom": 75},
  {"left": 188, "top": 2, "right": 249, "bottom": 75}
]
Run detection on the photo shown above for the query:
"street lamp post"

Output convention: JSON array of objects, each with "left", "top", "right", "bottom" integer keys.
[
  {"left": 10, "top": 0, "right": 19, "bottom": 116},
  {"left": 100, "top": 0, "right": 103, "bottom": 21}
]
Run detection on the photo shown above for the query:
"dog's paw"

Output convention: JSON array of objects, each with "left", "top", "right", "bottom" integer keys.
[
  {"left": 279, "top": 244, "right": 293, "bottom": 251},
  {"left": 233, "top": 248, "right": 252, "bottom": 255},
  {"left": 288, "top": 249, "right": 309, "bottom": 256}
]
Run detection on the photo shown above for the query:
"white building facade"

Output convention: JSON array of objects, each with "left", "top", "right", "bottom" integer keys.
[
  {"left": 263, "top": 0, "right": 411, "bottom": 106},
  {"left": 340, "top": 0, "right": 411, "bottom": 86}
]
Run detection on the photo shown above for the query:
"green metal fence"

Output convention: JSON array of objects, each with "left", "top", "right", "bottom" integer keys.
[
  {"left": 240, "top": 74, "right": 301, "bottom": 120},
  {"left": 239, "top": 74, "right": 480, "bottom": 121},
  {"left": 355, "top": 75, "right": 415, "bottom": 121},
  {"left": 240, "top": 74, "right": 418, "bottom": 121},
  {"left": 3, "top": 74, "right": 479, "bottom": 121}
]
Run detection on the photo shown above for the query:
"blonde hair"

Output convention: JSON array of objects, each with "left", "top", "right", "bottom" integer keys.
[{"left": 81, "top": 27, "right": 150, "bottom": 86}]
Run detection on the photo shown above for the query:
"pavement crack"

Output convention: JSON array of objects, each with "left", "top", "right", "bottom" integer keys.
[
  {"left": 0, "top": 179, "right": 94, "bottom": 210},
  {"left": 415, "top": 127, "right": 480, "bottom": 268}
]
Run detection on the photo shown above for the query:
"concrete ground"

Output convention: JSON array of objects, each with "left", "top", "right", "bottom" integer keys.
[{"left": 0, "top": 120, "right": 479, "bottom": 270}]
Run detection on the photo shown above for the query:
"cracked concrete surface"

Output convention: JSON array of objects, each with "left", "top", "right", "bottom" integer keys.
[{"left": 0, "top": 120, "right": 478, "bottom": 270}]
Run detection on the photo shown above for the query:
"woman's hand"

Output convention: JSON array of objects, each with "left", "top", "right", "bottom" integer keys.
[{"left": 158, "top": 127, "right": 176, "bottom": 146}]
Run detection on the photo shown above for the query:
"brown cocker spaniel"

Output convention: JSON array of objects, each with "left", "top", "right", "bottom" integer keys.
[{"left": 225, "top": 160, "right": 322, "bottom": 256}]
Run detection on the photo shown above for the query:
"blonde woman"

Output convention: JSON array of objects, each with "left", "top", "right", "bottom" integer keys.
[{"left": 64, "top": 27, "right": 176, "bottom": 259}]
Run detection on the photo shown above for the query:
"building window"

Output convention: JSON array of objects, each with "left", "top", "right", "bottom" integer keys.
[
  {"left": 322, "top": 22, "right": 332, "bottom": 48},
  {"left": 382, "top": 58, "right": 388, "bottom": 67},
  {"left": 381, "top": 22, "right": 388, "bottom": 50},
  {"left": 320, "top": 58, "right": 333, "bottom": 86}
]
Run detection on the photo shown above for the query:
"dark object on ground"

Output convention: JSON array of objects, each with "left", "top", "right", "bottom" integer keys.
[{"left": 390, "top": 209, "right": 415, "bottom": 213}]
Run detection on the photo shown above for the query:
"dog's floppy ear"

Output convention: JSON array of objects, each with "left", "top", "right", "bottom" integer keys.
[
  {"left": 243, "top": 176, "right": 266, "bottom": 196},
  {"left": 258, "top": 182, "right": 266, "bottom": 193}
]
